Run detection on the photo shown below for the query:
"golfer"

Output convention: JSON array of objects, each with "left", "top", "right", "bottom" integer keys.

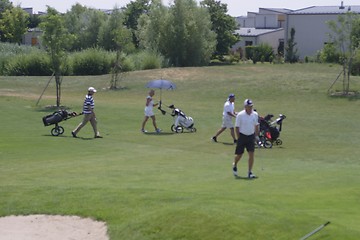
[
  {"left": 141, "top": 89, "right": 161, "bottom": 133},
  {"left": 212, "top": 93, "right": 237, "bottom": 143},
  {"left": 232, "top": 99, "right": 259, "bottom": 178},
  {"left": 72, "top": 87, "right": 102, "bottom": 138}
]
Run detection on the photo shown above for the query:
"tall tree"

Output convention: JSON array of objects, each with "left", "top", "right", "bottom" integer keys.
[
  {"left": 138, "top": 0, "right": 216, "bottom": 66},
  {"left": 98, "top": 6, "right": 134, "bottom": 52},
  {"left": 0, "top": 0, "right": 12, "bottom": 15},
  {"left": 200, "top": 0, "right": 240, "bottom": 59},
  {"left": 0, "top": 6, "right": 29, "bottom": 44},
  {"left": 123, "top": 0, "right": 151, "bottom": 48},
  {"left": 285, "top": 27, "right": 299, "bottom": 63},
  {"left": 327, "top": 12, "right": 360, "bottom": 95},
  {"left": 40, "top": 6, "right": 74, "bottom": 107},
  {"left": 64, "top": 5, "right": 107, "bottom": 50}
]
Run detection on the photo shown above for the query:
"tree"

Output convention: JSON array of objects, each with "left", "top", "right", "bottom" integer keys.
[
  {"left": 39, "top": 6, "right": 74, "bottom": 107},
  {"left": 200, "top": 0, "right": 240, "bottom": 59},
  {"left": 98, "top": 6, "right": 134, "bottom": 52},
  {"left": 327, "top": 12, "right": 360, "bottom": 95},
  {"left": 123, "top": 0, "right": 151, "bottom": 48},
  {"left": 110, "top": 18, "right": 133, "bottom": 89},
  {"left": 0, "top": 0, "right": 12, "bottom": 15},
  {"left": 0, "top": 6, "right": 29, "bottom": 44},
  {"left": 138, "top": 0, "right": 216, "bottom": 66},
  {"left": 63, "top": 4, "right": 107, "bottom": 51},
  {"left": 285, "top": 28, "right": 299, "bottom": 63}
]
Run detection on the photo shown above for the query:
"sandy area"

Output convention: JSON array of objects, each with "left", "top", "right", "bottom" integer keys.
[{"left": 0, "top": 215, "right": 109, "bottom": 240}]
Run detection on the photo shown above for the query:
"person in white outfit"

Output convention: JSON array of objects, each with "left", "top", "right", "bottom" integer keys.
[
  {"left": 141, "top": 89, "right": 161, "bottom": 133},
  {"left": 232, "top": 99, "right": 260, "bottom": 179},
  {"left": 211, "top": 94, "right": 237, "bottom": 143}
]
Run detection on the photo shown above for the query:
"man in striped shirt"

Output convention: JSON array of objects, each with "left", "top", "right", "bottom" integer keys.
[{"left": 72, "top": 87, "right": 102, "bottom": 138}]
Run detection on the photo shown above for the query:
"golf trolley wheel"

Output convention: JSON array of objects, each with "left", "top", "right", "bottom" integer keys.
[
  {"left": 275, "top": 139, "right": 283, "bottom": 145},
  {"left": 175, "top": 126, "right": 184, "bottom": 133},
  {"left": 51, "top": 126, "right": 64, "bottom": 136},
  {"left": 171, "top": 124, "right": 183, "bottom": 133},
  {"left": 191, "top": 128, "right": 197, "bottom": 132},
  {"left": 263, "top": 140, "right": 273, "bottom": 148}
]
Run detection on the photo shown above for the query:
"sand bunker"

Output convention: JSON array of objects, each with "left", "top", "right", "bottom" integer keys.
[{"left": 0, "top": 215, "right": 109, "bottom": 240}]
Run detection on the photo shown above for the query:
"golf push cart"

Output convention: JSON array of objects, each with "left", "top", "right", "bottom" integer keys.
[
  {"left": 257, "top": 113, "right": 286, "bottom": 148},
  {"left": 42, "top": 109, "right": 81, "bottom": 136},
  {"left": 158, "top": 104, "right": 196, "bottom": 133}
]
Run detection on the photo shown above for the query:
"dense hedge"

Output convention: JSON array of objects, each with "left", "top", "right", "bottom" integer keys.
[
  {"left": 2, "top": 52, "right": 53, "bottom": 76},
  {"left": 70, "top": 48, "right": 113, "bottom": 75},
  {"left": 0, "top": 43, "right": 165, "bottom": 76}
]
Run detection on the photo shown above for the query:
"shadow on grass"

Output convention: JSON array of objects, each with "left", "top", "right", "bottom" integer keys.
[
  {"left": 42, "top": 134, "right": 99, "bottom": 140},
  {"left": 234, "top": 176, "right": 259, "bottom": 180},
  {"left": 144, "top": 132, "right": 175, "bottom": 136}
]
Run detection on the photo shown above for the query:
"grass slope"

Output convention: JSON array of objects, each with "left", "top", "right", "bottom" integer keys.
[{"left": 0, "top": 63, "right": 359, "bottom": 239}]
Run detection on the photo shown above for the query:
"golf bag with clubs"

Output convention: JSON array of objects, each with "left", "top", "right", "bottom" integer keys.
[
  {"left": 168, "top": 104, "right": 196, "bottom": 133},
  {"left": 42, "top": 109, "right": 80, "bottom": 136},
  {"left": 258, "top": 113, "right": 286, "bottom": 148}
]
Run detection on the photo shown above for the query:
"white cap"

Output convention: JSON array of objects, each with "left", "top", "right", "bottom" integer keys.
[
  {"left": 244, "top": 99, "right": 253, "bottom": 107},
  {"left": 88, "top": 87, "right": 97, "bottom": 92}
]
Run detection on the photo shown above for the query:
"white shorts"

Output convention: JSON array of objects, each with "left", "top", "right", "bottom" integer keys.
[
  {"left": 221, "top": 117, "right": 234, "bottom": 128},
  {"left": 144, "top": 107, "right": 154, "bottom": 117}
]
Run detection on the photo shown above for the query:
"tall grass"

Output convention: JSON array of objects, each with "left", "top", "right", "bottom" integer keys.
[
  {"left": 70, "top": 48, "right": 114, "bottom": 75},
  {"left": 0, "top": 43, "right": 166, "bottom": 76}
]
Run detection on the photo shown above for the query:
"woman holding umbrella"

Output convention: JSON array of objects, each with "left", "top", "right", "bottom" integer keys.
[{"left": 141, "top": 89, "right": 161, "bottom": 133}]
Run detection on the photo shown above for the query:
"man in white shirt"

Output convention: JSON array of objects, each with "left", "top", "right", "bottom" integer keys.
[
  {"left": 233, "top": 99, "right": 259, "bottom": 178},
  {"left": 211, "top": 94, "right": 237, "bottom": 143}
]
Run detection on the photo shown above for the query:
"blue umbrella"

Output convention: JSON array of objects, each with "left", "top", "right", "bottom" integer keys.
[
  {"left": 146, "top": 79, "right": 176, "bottom": 90},
  {"left": 146, "top": 79, "right": 176, "bottom": 104}
]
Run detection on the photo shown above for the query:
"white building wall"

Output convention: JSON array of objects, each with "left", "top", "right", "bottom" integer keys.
[
  {"left": 258, "top": 29, "right": 284, "bottom": 50},
  {"left": 287, "top": 14, "right": 339, "bottom": 59},
  {"left": 255, "top": 14, "right": 278, "bottom": 28},
  {"left": 231, "top": 36, "right": 257, "bottom": 51},
  {"left": 236, "top": 16, "right": 255, "bottom": 28}
]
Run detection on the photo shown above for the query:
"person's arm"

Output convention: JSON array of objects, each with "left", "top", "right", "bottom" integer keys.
[
  {"left": 235, "top": 126, "right": 240, "bottom": 139},
  {"left": 227, "top": 111, "right": 236, "bottom": 117}
]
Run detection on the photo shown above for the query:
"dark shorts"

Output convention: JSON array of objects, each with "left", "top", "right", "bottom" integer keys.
[{"left": 235, "top": 133, "right": 255, "bottom": 155}]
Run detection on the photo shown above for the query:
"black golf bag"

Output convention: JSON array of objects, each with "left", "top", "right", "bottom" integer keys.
[
  {"left": 42, "top": 109, "right": 79, "bottom": 136},
  {"left": 258, "top": 113, "right": 286, "bottom": 147}
]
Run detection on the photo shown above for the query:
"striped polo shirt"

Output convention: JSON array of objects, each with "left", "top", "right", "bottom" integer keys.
[{"left": 82, "top": 94, "right": 94, "bottom": 114}]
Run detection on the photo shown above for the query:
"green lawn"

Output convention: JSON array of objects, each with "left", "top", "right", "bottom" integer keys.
[{"left": 0, "top": 63, "right": 359, "bottom": 239}]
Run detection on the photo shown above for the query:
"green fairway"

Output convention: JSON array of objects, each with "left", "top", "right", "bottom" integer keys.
[{"left": 0, "top": 63, "right": 359, "bottom": 239}]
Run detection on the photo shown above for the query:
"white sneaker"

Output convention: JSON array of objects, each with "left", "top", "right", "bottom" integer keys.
[
  {"left": 248, "top": 172, "right": 256, "bottom": 179},
  {"left": 232, "top": 166, "right": 238, "bottom": 177},
  {"left": 141, "top": 129, "right": 147, "bottom": 133}
]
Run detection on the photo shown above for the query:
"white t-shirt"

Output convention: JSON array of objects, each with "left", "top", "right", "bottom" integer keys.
[
  {"left": 235, "top": 110, "right": 259, "bottom": 135},
  {"left": 223, "top": 100, "right": 234, "bottom": 121}
]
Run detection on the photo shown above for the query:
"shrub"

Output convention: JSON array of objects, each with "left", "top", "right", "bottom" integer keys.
[
  {"left": 70, "top": 48, "right": 112, "bottom": 75},
  {"left": 245, "top": 44, "right": 274, "bottom": 64},
  {"left": 127, "top": 51, "right": 166, "bottom": 70},
  {"left": 3, "top": 52, "right": 52, "bottom": 76},
  {"left": 0, "top": 42, "right": 44, "bottom": 75},
  {"left": 351, "top": 50, "right": 360, "bottom": 76},
  {"left": 319, "top": 43, "right": 340, "bottom": 63}
]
